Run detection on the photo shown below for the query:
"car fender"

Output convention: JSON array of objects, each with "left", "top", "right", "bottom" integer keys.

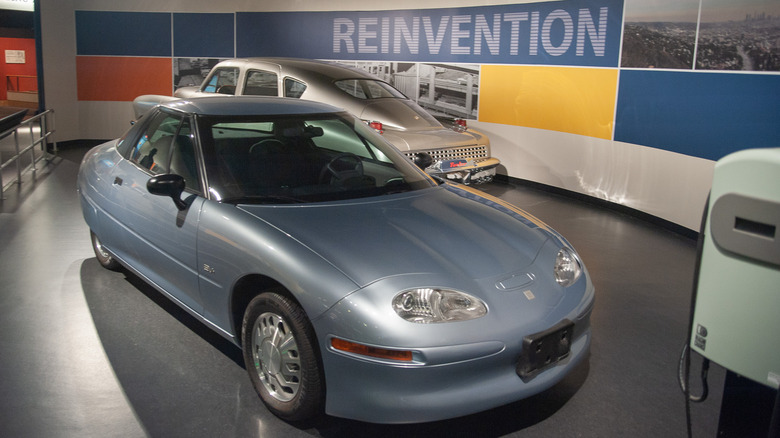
[{"left": 194, "top": 200, "right": 360, "bottom": 337}]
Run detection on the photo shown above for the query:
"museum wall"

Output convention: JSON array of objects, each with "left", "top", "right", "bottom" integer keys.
[
  {"left": 0, "top": 37, "right": 36, "bottom": 100},
  {"left": 39, "top": 0, "right": 780, "bottom": 232}
]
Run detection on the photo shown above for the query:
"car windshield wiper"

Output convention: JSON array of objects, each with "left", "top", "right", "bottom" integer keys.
[
  {"left": 220, "top": 195, "right": 307, "bottom": 205},
  {"left": 382, "top": 184, "right": 413, "bottom": 195},
  {"left": 429, "top": 174, "right": 447, "bottom": 185}
]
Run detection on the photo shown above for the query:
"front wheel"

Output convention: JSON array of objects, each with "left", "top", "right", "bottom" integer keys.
[
  {"left": 90, "top": 231, "right": 120, "bottom": 271},
  {"left": 242, "top": 291, "right": 324, "bottom": 422}
]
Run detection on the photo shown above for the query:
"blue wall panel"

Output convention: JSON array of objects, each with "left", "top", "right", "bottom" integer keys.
[
  {"left": 615, "top": 71, "right": 780, "bottom": 161},
  {"left": 75, "top": 11, "right": 171, "bottom": 57},
  {"left": 236, "top": 0, "right": 623, "bottom": 66},
  {"left": 173, "top": 13, "right": 234, "bottom": 58},
  {"left": 74, "top": 7, "right": 779, "bottom": 166}
]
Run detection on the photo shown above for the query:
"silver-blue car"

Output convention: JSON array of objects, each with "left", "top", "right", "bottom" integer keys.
[{"left": 78, "top": 96, "right": 594, "bottom": 424}]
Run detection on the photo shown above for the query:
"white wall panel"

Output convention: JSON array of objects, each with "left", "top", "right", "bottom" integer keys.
[
  {"left": 78, "top": 101, "right": 136, "bottom": 140},
  {"left": 473, "top": 121, "right": 713, "bottom": 231}
]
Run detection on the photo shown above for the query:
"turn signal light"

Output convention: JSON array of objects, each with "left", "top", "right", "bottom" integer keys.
[{"left": 331, "top": 338, "right": 412, "bottom": 361}]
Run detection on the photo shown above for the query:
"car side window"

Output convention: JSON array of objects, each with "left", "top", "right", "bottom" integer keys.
[
  {"left": 129, "top": 113, "right": 177, "bottom": 173},
  {"left": 202, "top": 67, "right": 239, "bottom": 95},
  {"left": 244, "top": 70, "right": 278, "bottom": 96},
  {"left": 284, "top": 78, "right": 307, "bottom": 98},
  {"left": 130, "top": 112, "right": 201, "bottom": 193}
]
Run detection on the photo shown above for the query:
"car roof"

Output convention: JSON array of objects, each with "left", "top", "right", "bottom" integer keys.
[
  {"left": 216, "top": 57, "right": 380, "bottom": 82},
  {"left": 160, "top": 96, "right": 345, "bottom": 116}
]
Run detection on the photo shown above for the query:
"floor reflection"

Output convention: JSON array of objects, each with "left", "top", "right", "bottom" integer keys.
[{"left": 81, "top": 259, "right": 293, "bottom": 438}]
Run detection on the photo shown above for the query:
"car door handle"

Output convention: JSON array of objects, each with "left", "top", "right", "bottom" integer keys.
[{"left": 113, "top": 177, "right": 123, "bottom": 186}]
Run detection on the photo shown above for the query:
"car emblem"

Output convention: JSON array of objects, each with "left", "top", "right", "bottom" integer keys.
[
  {"left": 203, "top": 264, "right": 216, "bottom": 274},
  {"left": 523, "top": 290, "right": 535, "bottom": 300}
]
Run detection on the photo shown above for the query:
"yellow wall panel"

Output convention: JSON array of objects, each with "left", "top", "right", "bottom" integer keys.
[{"left": 480, "top": 65, "right": 618, "bottom": 140}]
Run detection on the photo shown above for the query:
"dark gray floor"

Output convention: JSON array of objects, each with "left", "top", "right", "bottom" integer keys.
[{"left": 1, "top": 146, "right": 724, "bottom": 437}]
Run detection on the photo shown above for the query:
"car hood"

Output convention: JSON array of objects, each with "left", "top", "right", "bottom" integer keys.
[
  {"left": 359, "top": 99, "right": 441, "bottom": 130},
  {"left": 237, "top": 185, "right": 552, "bottom": 288},
  {"left": 382, "top": 126, "right": 486, "bottom": 152}
]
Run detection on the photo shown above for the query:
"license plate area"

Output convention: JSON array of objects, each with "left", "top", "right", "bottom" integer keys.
[{"left": 516, "top": 319, "right": 574, "bottom": 382}]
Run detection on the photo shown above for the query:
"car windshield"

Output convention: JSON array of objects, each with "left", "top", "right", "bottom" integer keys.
[
  {"left": 334, "top": 79, "right": 406, "bottom": 100},
  {"left": 197, "top": 112, "right": 436, "bottom": 204}
]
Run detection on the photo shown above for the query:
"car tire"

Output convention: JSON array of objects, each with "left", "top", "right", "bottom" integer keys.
[
  {"left": 90, "top": 231, "right": 121, "bottom": 271},
  {"left": 242, "top": 291, "right": 324, "bottom": 422}
]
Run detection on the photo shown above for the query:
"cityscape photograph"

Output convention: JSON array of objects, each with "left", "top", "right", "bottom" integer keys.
[{"left": 621, "top": 0, "right": 780, "bottom": 71}]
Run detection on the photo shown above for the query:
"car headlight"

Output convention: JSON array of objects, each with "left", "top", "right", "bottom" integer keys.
[
  {"left": 554, "top": 247, "right": 582, "bottom": 287},
  {"left": 392, "top": 288, "right": 487, "bottom": 324}
]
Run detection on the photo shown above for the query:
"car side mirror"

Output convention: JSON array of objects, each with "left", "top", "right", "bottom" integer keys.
[
  {"left": 412, "top": 152, "right": 433, "bottom": 170},
  {"left": 147, "top": 174, "right": 188, "bottom": 210}
]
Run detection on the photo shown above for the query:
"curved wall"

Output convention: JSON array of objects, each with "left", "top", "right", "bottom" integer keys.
[
  {"left": 39, "top": 0, "right": 780, "bottom": 232},
  {"left": 474, "top": 121, "right": 714, "bottom": 230}
]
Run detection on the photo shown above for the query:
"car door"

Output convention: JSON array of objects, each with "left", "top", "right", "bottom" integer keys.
[
  {"left": 85, "top": 133, "right": 136, "bottom": 263},
  {"left": 114, "top": 109, "right": 204, "bottom": 313}
]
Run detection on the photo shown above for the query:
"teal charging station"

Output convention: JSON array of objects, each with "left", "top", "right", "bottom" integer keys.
[
  {"left": 690, "top": 148, "right": 780, "bottom": 389},
  {"left": 689, "top": 148, "right": 780, "bottom": 436}
]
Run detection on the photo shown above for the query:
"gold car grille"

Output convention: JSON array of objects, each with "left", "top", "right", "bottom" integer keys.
[{"left": 404, "top": 145, "right": 489, "bottom": 161}]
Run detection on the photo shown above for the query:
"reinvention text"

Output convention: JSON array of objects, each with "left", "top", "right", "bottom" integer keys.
[{"left": 332, "top": 8, "right": 610, "bottom": 58}]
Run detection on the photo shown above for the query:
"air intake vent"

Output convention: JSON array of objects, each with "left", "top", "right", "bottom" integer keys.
[{"left": 404, "top": 145, "right": 488, "bottom": 161}]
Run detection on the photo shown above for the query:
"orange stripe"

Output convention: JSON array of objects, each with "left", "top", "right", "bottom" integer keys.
[
  {"left": 455, "top": 183, "right": 550, "bottom": 231},
  {"left": 77, "top": 56, "right": 172, "bottom": 101}
]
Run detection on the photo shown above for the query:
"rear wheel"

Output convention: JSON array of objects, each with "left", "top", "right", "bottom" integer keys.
[
  {"left": 90, "top": 231, "right": 120, "bottom": 271},
  {"left": 242, "top": 291, "right": 324, "bottom": 422}
]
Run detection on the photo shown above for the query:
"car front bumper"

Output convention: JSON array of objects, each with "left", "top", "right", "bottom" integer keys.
[
  {"left": 427, "top": 157, "right": 500, "bottom": 184},
  {"left": 317, "top": 294, "right": 593, "bottom": 424}
]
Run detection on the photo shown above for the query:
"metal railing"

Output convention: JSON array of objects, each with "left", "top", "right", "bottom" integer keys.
[{"left": 0, "top": 109, "right": 56, "bottom": 200}]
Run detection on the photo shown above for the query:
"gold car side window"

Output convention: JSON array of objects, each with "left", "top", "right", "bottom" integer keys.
[
  {"left": 203, "top": 67, "right": 239, "bottom": 95},
  {"left": 284, "top": 78, "right": 307, "bottom": 98},
  {"left": 244, "top": 70, "right": 279, "bottom": 96}
]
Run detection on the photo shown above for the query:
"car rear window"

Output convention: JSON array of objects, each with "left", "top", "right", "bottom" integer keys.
[{"left": 334, "top": 79, "right": 405, "bottom": 100}]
